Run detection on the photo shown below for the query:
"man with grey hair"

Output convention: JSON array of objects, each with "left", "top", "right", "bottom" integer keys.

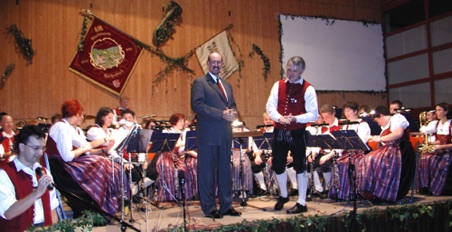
[{"left": 266, "top": 56, "right": 318, "bottom": 214}]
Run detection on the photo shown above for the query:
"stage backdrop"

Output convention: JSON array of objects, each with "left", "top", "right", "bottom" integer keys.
[
  {"left": 69, "top": 17, "right": 143, "bottom": 96},
  {"left": 280, "top": 15, "right": 386, "bottom": 91}
]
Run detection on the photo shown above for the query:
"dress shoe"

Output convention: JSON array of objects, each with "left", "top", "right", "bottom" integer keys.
[
  {"left": 256, "top": 188, "right": 269, "bottom": 197},
  {"left": 222, "top": 208, "right": 241, "bottom": 216},
  {"left": 274, "top": 196, "right": 289, "bottom": 211},
  {"left": 205, "top": 210, "right": 222, "bottom": 219},
  {"left": 289, "top": 189, "right": 299, "bottom": 196},
  {"left": 286, "top": 203, "right": 308, "bottom": 214}
]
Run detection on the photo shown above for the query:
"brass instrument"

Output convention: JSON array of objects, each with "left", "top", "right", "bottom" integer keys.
[{"left": 419, "top": 111, "right": 428, "bottom": 127}]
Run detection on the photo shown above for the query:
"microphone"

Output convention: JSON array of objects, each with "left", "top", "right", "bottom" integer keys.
[{"left": 36, "top": 167, "right": 54, "bottom": 191}]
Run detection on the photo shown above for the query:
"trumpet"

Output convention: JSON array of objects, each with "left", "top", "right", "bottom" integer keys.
[{"left": 419, "top": 111, "right": 428, "bottom": 127}]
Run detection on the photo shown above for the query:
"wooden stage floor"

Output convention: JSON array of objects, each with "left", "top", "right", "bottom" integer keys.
[{"left": 92, "top": 192, "right": 452, "bottom": 232}]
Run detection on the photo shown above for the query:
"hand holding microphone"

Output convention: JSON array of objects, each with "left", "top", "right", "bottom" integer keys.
[{"left": 36, "top": 167, "right": 54, "bottom": 191}]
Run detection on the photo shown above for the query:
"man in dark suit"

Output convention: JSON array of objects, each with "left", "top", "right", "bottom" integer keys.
[{"left": 191, "top": 52, "right": 241, "bottom": 218}]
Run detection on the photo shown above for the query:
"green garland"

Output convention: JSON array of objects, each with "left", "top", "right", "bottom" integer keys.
[
  {"left": 278, "top": 18, "right": 285, "bottom": 78},
  {"left": 225, "top": 24, "right": 244, "bottom": 87},
  {"left": 77, "top": 13, "right": 90, "bottom": 51},
  {"left": 166, "top": 200, "right": 452, "bottom": 231},
  {"left": 153, "top": 1, "right": 182, "bottom": 47},
  {"left": 249, "top": 44, "right": 270, "bottom": 80},
  {"left": 6, "top": 25, "right": 35, "bottom": 65},
  {"left": 27, "top": 211, "right": 106, "bottom": 232},
  {"left": 133, "top": 39, "right": 195, "bottom": 86},
  {"left": 1, "top": 64, "right": 15, "bottom": 83}
]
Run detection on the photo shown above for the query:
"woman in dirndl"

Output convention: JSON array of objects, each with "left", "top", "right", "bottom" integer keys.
[
  {"left": 417, "top": 102, "right": 452, "bottom": 196},
  {"left": 325, "top": 101, "right": 370, "bottom": 201},
  {"left": 46, "top": 99, "right": 128, "bottom": 218},
  {"left": 357, "top": 105, "right": 415, "bottom": 202},
  {"left": 156, "top": 113, "right": 194, "bottom": 202}
]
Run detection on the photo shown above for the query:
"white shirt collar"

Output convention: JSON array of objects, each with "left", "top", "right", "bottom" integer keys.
[{"left": 13, "top": 158, "right": 42, "bottom": 173}]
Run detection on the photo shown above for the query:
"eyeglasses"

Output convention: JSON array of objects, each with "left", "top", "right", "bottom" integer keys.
[{"left": 24, "top": 143, "right": 46, "bottom": 153}]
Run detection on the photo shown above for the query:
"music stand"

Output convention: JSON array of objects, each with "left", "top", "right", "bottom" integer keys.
[
  {"left": 305, "top": 131, "right": 342, "bottom": 201},
  {"left": 252, "top": 132, "right": 277, "bottom": 198},
  {"left": 231, "top": 131, "right": 262, "bottom": 206},
  {"left": 148, "top": 131, "right": 180, "bottom": 153},
  {"left": 184, "top": 130, "right": 197, "bottom": 151},
  {"left": 330, "top": 130, "right": 370, "bottom": 152},
  {"left": 306, "top": 131, "right": 342, "bottom": 151},
  {"left": 252, "top": 132, "right": 273, "bottom": 151},
  {"left": 148, "top": 131, "right": 181, "bottom": 204},
  {"left": 330, "top": 130, "right": 368, "bottom": 232}
]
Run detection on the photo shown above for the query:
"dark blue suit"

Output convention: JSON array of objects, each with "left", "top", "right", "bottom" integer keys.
[{"left": 191, "top": 73, "right": 237, "bottom": 215}]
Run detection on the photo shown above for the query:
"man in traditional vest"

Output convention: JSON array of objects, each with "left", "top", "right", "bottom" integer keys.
[
  {"left": 0, "top": 125, "right": 59, "bottom": 231},
  {"left": 266, "top": 56, "right": 318, "bottom": 214}
]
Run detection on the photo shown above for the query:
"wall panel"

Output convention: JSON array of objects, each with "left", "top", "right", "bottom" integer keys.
[{"left": 0, "top": 0, "right": 383, "bottom": 129}]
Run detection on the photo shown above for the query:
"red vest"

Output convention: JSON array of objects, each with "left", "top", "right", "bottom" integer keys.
[
  {"left": 275, "top": 80, "right": 311, "bottom": 130},
  {"left": 321, "top": 125, "right": 341, "bottom": 134},
  {"left": 0, "top": 162, "right": 52, "bottom": 231},
  {"left": 0, "top": 136, "right": 15, "bottom": 166}
]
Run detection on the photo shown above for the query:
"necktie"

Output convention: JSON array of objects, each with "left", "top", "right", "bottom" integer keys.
[{"left": 217, "top": 77, "right": 227, "bottom": 101}]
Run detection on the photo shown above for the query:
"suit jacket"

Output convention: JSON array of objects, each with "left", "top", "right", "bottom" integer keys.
[{"left": 191, "top": 73, "right": 237, "bottom": 145}]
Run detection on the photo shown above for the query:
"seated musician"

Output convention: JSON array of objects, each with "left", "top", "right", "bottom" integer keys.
[
  {"left": 155, "top": 113, "right": 194, "bottom": 202},
  {"left": 0, "top": 113, "right": 16, "bottom": 165},
  {"left": 418, "top": 103, "right": 452, "bottom": 196},
  {"left": 86, "top": 107, "right": 134, "bottom": 170},
  {"left": 322, "top": 101, "right": 370, "bottom": 200},
  {"left": 419, "top": 109, "right": 438, "bottom": 143},
  {"left": 309, "top": 104, "right": 341, "bottom": 198},
  {"left": 46, "top": 99, "right": 129, "bottom": 219},
  {"left": 230, "top": 118, "right": 255, "bottom": 199},
  {"left": 359, "top": 104, "right": 381, "bottom": 136},
  {"left": 358, "top": 105, "right": 415, "bottom": 202}
]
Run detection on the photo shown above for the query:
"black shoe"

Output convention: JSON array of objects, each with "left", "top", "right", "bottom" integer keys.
[
  {"left": 419, "top": 187, "right": 430, "bottom": 195},
  {"left": 319, "top": 190, "right": 328, "bottom": 199},
  {"left": 287, "top": 203, "right": 308, "bottom": 214},
  {"left": 306, "top": 195, "right": 312, "bottom": 202},
  {"left": 274, "top": 196, "right": 289, "bottom": 211},
  {"left": 205, "top": 210, "right": 222, "bottom": 219},
  {"left": 222, "top": 208, "right": 241, "bottom": 216},
  {"left": 289, "top": 189, "right": 299, "bottom": 196},
  {"left": 132, "top": 194, "right": 142, "bottom": 204},
  {"left": 256, "top": 188, "right": 268, "bottom": 197}
]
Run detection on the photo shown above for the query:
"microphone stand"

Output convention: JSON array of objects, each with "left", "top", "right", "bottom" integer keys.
[
  {"left": 115, "top": 124, "right": 139, "bottom": 228},
  {"left": 346, "top": 150, "right": 358, "bottom": 232},
  {"left": 237, "top": 137, "right": 248, "bottom": 207},
  {"left": 179, "top": 170, "right": 187, "bottom": 232}
]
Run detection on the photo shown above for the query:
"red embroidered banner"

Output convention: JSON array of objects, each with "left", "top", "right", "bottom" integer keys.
[{"left": 69, "top": 17, "right": 143, "bottom": 95}]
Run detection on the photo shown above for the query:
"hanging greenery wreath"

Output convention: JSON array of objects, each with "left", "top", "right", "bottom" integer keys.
[
  {"left": 153, "top": 1, "right": 183, "bottom": 47},
  {"left": 249, "top": 43, "right": 270, "bottom": 80},
  {"left": 6, "top": 25, "right": 35, "bottom": 65},
  {"left": 225, "top": 24, "right": 245, "bottom": 87},
  {"left": 77, "top": 14, "right": 90, "bottom": 52}
]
